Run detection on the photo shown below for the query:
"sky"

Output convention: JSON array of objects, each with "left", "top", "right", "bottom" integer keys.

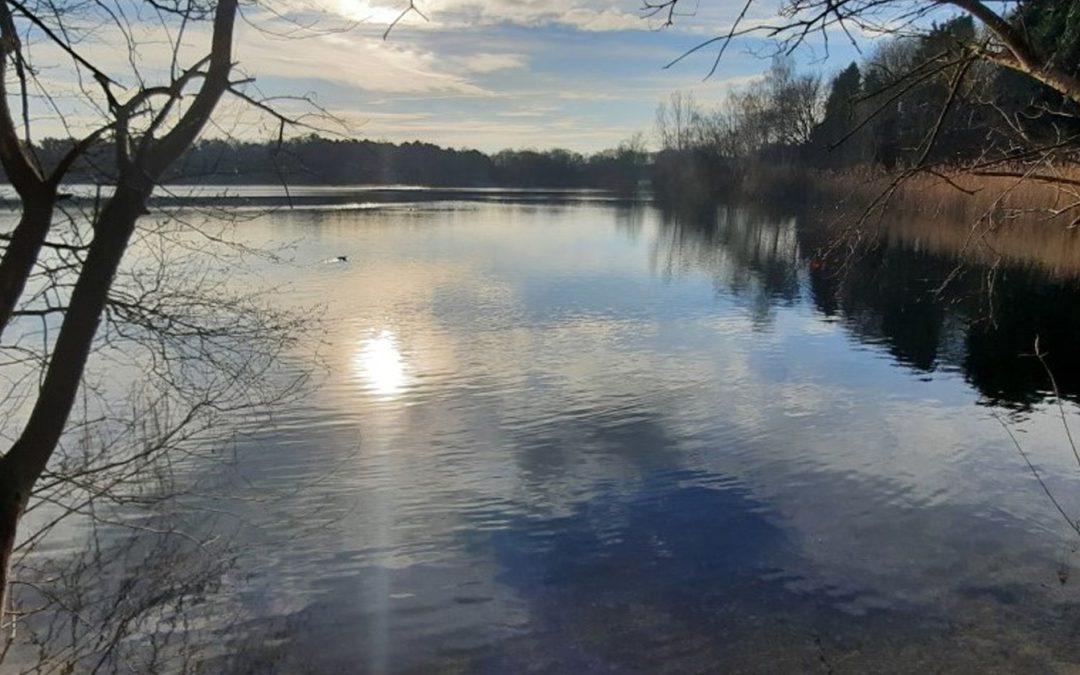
[
  {"left": 32, "top": 0, "right": 875, "bottom": 153},
  {"left": 233, "top": 0, "right": 865, "bottom": 152}
]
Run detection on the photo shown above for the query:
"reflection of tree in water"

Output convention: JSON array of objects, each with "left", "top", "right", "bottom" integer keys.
[
  {"left": 962, "top": 277, "right": 1080, "bottom": 408},
  {"left": 810, "top": 243, "right": 958, "bottom": 372},
  {"left": 656, "top": 199, "right": 1080, "bottom": 408},
  {"left": 613, "top": 201, "right": 648, "bottom": 241},
  {"left": 652, "top": 203, "right": 801, "bottom": 326},
  {"left": 801, "top": 218, "right": 1080, "bottom": 408}
]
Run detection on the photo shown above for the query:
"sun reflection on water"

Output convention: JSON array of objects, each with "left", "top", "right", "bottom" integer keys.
[{"left": 356, "top": 329, "right": 407, "bottom": 398}]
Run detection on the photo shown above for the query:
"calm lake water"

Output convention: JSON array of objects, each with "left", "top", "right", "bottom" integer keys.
[{"left": 16, "top": 189, "right": 1080, "bottom": 672}]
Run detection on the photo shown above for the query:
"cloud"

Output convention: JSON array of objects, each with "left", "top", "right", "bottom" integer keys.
[
  {"left": 22, "top": 8, "right": 499, "bottom": 97},
  {"left": 289, "top": 0, "right": 649, "bottom": 32},
  {"left": 497, "top": 108, "right": 557, "bottom": 118},
  {"left": 559, "top": 7, "right": 645, "bottom": 32},
  {"left": 235, "top": 27, "right": 493, "bottom": 95},
  {"left": 309, "top": 105, "right": 645, "bottom": 151},
  {"left": 450, "top": 52, "right": 528, "bottom": 74},
  {"left": 300, "top": 0, "right": 799, "bottom": 35}
]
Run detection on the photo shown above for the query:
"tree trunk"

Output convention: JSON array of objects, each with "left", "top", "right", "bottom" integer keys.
[
  {"left": 0, "top": 456, "right": 26, "bottom": 643},
  {"left": 0, "top": 198, "right": 56, "bottom": 335},
  {"left": 4, "top": 186, "right": 149, "bottom": 480},
  {"left": 0, "top": 183, "right": 149, "bottom": 634},
  {"left": 947, "top": 0, "right": 1080, "bottom": 106}
]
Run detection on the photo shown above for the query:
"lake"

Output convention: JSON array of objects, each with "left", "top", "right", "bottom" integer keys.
[{"left": 12, "top": 189, "right": 1080, "bottom": 673}]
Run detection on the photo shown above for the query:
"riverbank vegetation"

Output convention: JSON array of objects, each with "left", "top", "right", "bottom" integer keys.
[{"left": 651, "top": 1, "right": 1080, "bottom": 225}]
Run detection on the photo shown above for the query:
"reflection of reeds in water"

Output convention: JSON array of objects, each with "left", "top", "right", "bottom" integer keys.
[
  {"left": 881, "top": 213, "right": 1080, "bottom": 279},
  {"left": 809, "top": 169, "right": 1080, "bottom": 279}
]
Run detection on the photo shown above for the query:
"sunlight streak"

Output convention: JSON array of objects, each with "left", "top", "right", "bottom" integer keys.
[{"left": 356, "top": 329, "right": 408, "bottom": 398}]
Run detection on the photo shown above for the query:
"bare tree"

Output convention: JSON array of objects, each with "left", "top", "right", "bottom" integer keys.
[
  {"left": 645, "top": 0, "right": 1080, "bottom": 236},
  {"left": 655, "top": 91, "right": 704, "bottom": 152},
  {"left": 650, "top": 0, "right": 1077, "bottom": 155},
  {"left": 0, "top": 0, "right": 323, "bottom": 653},
  {"left": 647, "top": 0, "right": 1079, "bottom": 102},
  {"left": 764, "top": 57, "right": 822, "bottom": 147},
  {"left": 654, "top": 56, "right": 821, "bottom": 161}
]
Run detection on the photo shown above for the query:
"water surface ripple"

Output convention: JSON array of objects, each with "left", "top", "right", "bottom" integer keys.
[{"left": 107, "top": 197, "right": 1080, "bottom": 671}]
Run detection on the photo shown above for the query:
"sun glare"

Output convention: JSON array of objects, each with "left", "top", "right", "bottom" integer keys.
[
  {"left": 336, "top": 0, "right": 406, "bottom": 25},
  {"left": 356, "top": 330, "right": 408, "bottom": 398}
]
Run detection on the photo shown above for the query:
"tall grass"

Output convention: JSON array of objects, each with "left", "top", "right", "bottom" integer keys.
[{"left": 807, "top": 166, "right": 1080, "bottom": 277}]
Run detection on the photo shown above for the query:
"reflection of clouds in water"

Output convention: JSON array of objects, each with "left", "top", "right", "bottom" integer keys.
[
  {"left": 304, "top": 205, "right": 1080, "bottom": 575},
  {"left": 211, "top": 202, "right": 1080, "bottom": 671}
]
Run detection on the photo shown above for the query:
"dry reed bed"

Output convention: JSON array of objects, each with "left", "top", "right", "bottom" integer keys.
[{"left": 808, "top": 168, "right": 1080, "bottom": 278}]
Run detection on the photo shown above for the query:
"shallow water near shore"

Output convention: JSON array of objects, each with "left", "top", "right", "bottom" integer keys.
[{"left": 16, "top": 189, "right": 1080, "bottom": 672}]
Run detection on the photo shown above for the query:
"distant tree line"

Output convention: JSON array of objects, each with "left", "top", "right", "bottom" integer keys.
[{"left": 20, "top": 134, "right": 650, "bottom": 193}]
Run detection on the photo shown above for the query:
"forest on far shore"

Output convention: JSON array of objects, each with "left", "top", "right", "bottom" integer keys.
[{"left": 20, "top": 134, "right": 652, "bottom": 192}]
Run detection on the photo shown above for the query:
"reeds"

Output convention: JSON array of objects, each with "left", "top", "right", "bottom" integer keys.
[{"left": 807, "top": 166, "right": 1080, "bottom": 277}]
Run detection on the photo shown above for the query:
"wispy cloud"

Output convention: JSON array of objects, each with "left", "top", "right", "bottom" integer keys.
[
  {"left": 237, "top": 29, "right": 495, "bottom": 95},
  {"left": 450, "top": 52, "right": 528, "bottom": 73}
]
